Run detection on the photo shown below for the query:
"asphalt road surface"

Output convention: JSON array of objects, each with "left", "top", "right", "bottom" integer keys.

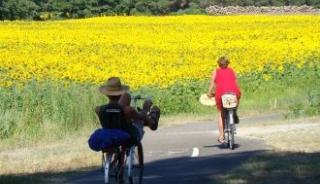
[{"left": 63, "top": 114, "right": 278, "bottom": 184}]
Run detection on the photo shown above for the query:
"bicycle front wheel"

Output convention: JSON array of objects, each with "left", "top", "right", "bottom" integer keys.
[{"left": 127, "top": 143, "right": 144, "bottom": 184}]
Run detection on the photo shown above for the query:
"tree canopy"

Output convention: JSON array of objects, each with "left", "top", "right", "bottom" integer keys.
[{"left": 0, "top": 0, "right": 319, "bottom": 20}]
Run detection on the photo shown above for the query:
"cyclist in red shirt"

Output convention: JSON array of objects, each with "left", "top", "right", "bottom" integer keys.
[{"left": 208, "top": 56, "right": 241, "bottom": 143}]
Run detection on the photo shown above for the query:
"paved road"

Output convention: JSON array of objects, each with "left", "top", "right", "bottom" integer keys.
[{"left": 63, "top": 115, "right": 277, "bottom": 184}]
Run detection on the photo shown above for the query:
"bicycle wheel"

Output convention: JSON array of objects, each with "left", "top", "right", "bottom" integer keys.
[
  {"left": 227, "top": 112, "right": 235, "bottom": 150},
  {"left": 228, "top": 126, "right": 235, "bottom": 149},
  {"left": 126, "top": 143, "right": 144, "bottom": 184},
  {"left": 223, "top": 111, "right": 230, "bottom": 148},
  {"left": 103, "top": 151, "right": 121, "bottom": 184},
  {"left": 102, "top": 153, "right": 105, "bottom": 172},
  {"left": 103, "top": 152, "right": 113, "bottom": 184},
  {"left": 224, "top": 125, "right": 231, "bottom": 148}
]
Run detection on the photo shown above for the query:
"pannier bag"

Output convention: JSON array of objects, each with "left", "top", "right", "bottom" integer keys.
[{"left": 88, "top": 128, "right": 130, "bottom": 152}]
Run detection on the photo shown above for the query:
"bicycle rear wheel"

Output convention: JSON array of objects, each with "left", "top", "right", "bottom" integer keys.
[
  {"left": 103, "top": 150, "right": 121, "bottom": 184},
  {"left": 228, "top": 112, "right": 235, "bottom": 150},
  {"left": 228, "top": 126, "right": 235, "bottom": 149},
  {"left": 127, "top": 142, "right": 144, "bottom": 184},
  {"left": 224, "top": 110, "right": 235, "bottom": 150},
  {"left": 103, "top": 152, "right": 113, "bottom": 184},
  {"left": 223, "top": 110, "right": 229, "bottom": 148}
]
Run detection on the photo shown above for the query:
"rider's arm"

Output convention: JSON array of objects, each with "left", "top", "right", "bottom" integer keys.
[
  {"left": 208, "top": 71, "right": 216, "bottom": 97},
  {"left": 95, "top": 106, "right": 101, "bottom": 115},
  {"left": 234, "top": 72, "right": 242, "bottom": 97},
  {"left": 124, "top": 106, "right": 148, "bottom": 122}
]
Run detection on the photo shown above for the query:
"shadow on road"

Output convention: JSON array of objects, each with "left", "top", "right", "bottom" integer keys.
[
  {"left": 142, "top": 150, "right": 264, "bottom": 184},
  {"left": 203, "top": 144, "right": 240, "bottom": 149},
  {"left": 2, "top": 151, "right": 320, "bottom": 184},
  {"left": 0, "top": 150, "right": 264, "bottom": 184}
]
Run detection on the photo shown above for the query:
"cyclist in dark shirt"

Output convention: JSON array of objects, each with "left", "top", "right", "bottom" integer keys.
[
  {"left": 95, "top": 77, "right": 134, "bottom": 143},
  {"left": 95, "top": 77, "right": 160, "bottom": 145},
  {"left": 95, "top": 77, "right": 160, "bottom": 184}
]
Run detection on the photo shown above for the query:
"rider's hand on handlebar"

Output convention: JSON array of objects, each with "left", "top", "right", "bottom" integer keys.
[{"left": 207, "top": 92, "right": 215, "bottom": 98}]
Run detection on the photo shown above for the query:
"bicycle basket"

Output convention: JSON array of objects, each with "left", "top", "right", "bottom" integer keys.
[{"left": 221, "top": 94, "right": 237, "bottom": 108}]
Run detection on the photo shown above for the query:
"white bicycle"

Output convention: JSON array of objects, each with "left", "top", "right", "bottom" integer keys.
[{"left": 102, "top": 142, "right": 143, "bottom": 184}]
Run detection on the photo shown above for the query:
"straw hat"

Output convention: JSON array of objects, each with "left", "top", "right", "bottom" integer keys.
[
  {"left": 199, "top": 94, "right": 216, "bottom": 106},
  {"left": 99, "top": 77, "right": 129, "bottom": 96}
]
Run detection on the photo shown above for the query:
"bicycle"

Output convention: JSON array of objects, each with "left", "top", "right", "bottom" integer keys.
[
  {"left": 101, "top": 95, "right": 146, "bottom": 184},
  {"left": 221, "top": 93, "right": 238, "bottom": 150}
]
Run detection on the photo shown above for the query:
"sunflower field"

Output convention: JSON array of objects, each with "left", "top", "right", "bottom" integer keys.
[
  {"left": 0, "top": 15, "right": 320, "bottom": 88},
  {"left": 0, "top": 15, "right": 320, "bottom": 139}
]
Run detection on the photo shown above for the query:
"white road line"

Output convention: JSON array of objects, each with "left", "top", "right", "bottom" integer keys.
[
  {"left": 167, "top": 150, "right": 186, "bottom": 155},
  {"left": 191, "top": 147, "right": 199, "bottom": 157}
]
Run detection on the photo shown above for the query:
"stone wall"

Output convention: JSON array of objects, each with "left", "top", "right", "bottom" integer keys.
[{"left": 206, "top": 5, "right": 320, "bottom": 15}]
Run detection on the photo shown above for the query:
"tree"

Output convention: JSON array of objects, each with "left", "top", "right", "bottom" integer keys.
[
  {"left": 284, "top": 0, "right": 290, "bottom": 5},
  {"left": 0, "top": 0, "right": 8, "bottom": 20},
  {"left": 1, "top": 0, "right": 39, "bottom": 20},
  {"left": 69, "top": 0, "right": 97, "bottom": 18},
  {"left": 1, "top": 0, "right": 320, "bottom": 20},
  {"left": 114, "top": 0, "right": 136, "bottom": 15}
]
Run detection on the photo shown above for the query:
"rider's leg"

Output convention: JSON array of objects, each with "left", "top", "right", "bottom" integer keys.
[{"left": 218, "top": 110, "right": 225, "bottom": 141}]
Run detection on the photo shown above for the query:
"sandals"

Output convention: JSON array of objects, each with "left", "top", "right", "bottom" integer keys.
[{"left": 148, "top": 106, "right": 160, "bottom": 131}]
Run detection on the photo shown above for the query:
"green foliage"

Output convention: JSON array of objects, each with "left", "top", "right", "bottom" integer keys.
[
  {"left": 0, "top": 60, "right": 319, "bottom": 140},
  {"left": 1, "top": 0, "right": 320, "bottom": 20},
  {"left": 134, "top": 79, "right": 211, "bottom": 114},
  {"left": 0, "top": 0, "right": 39, "bottom": 20},
  {"left": 0, "top": 81, "right": 103, "bottom": 140}
]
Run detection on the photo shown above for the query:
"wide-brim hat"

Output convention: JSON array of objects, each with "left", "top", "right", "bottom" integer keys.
[
  {"left": 99, "top": 77, "right": 129, "bottom": 96},
  {"left": 199, "top": 94, "right": 216, "bottom": 106}
]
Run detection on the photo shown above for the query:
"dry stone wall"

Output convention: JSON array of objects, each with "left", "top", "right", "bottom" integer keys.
[{"left": 206, "top": 5, "right": 320, "bottom": 15}]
